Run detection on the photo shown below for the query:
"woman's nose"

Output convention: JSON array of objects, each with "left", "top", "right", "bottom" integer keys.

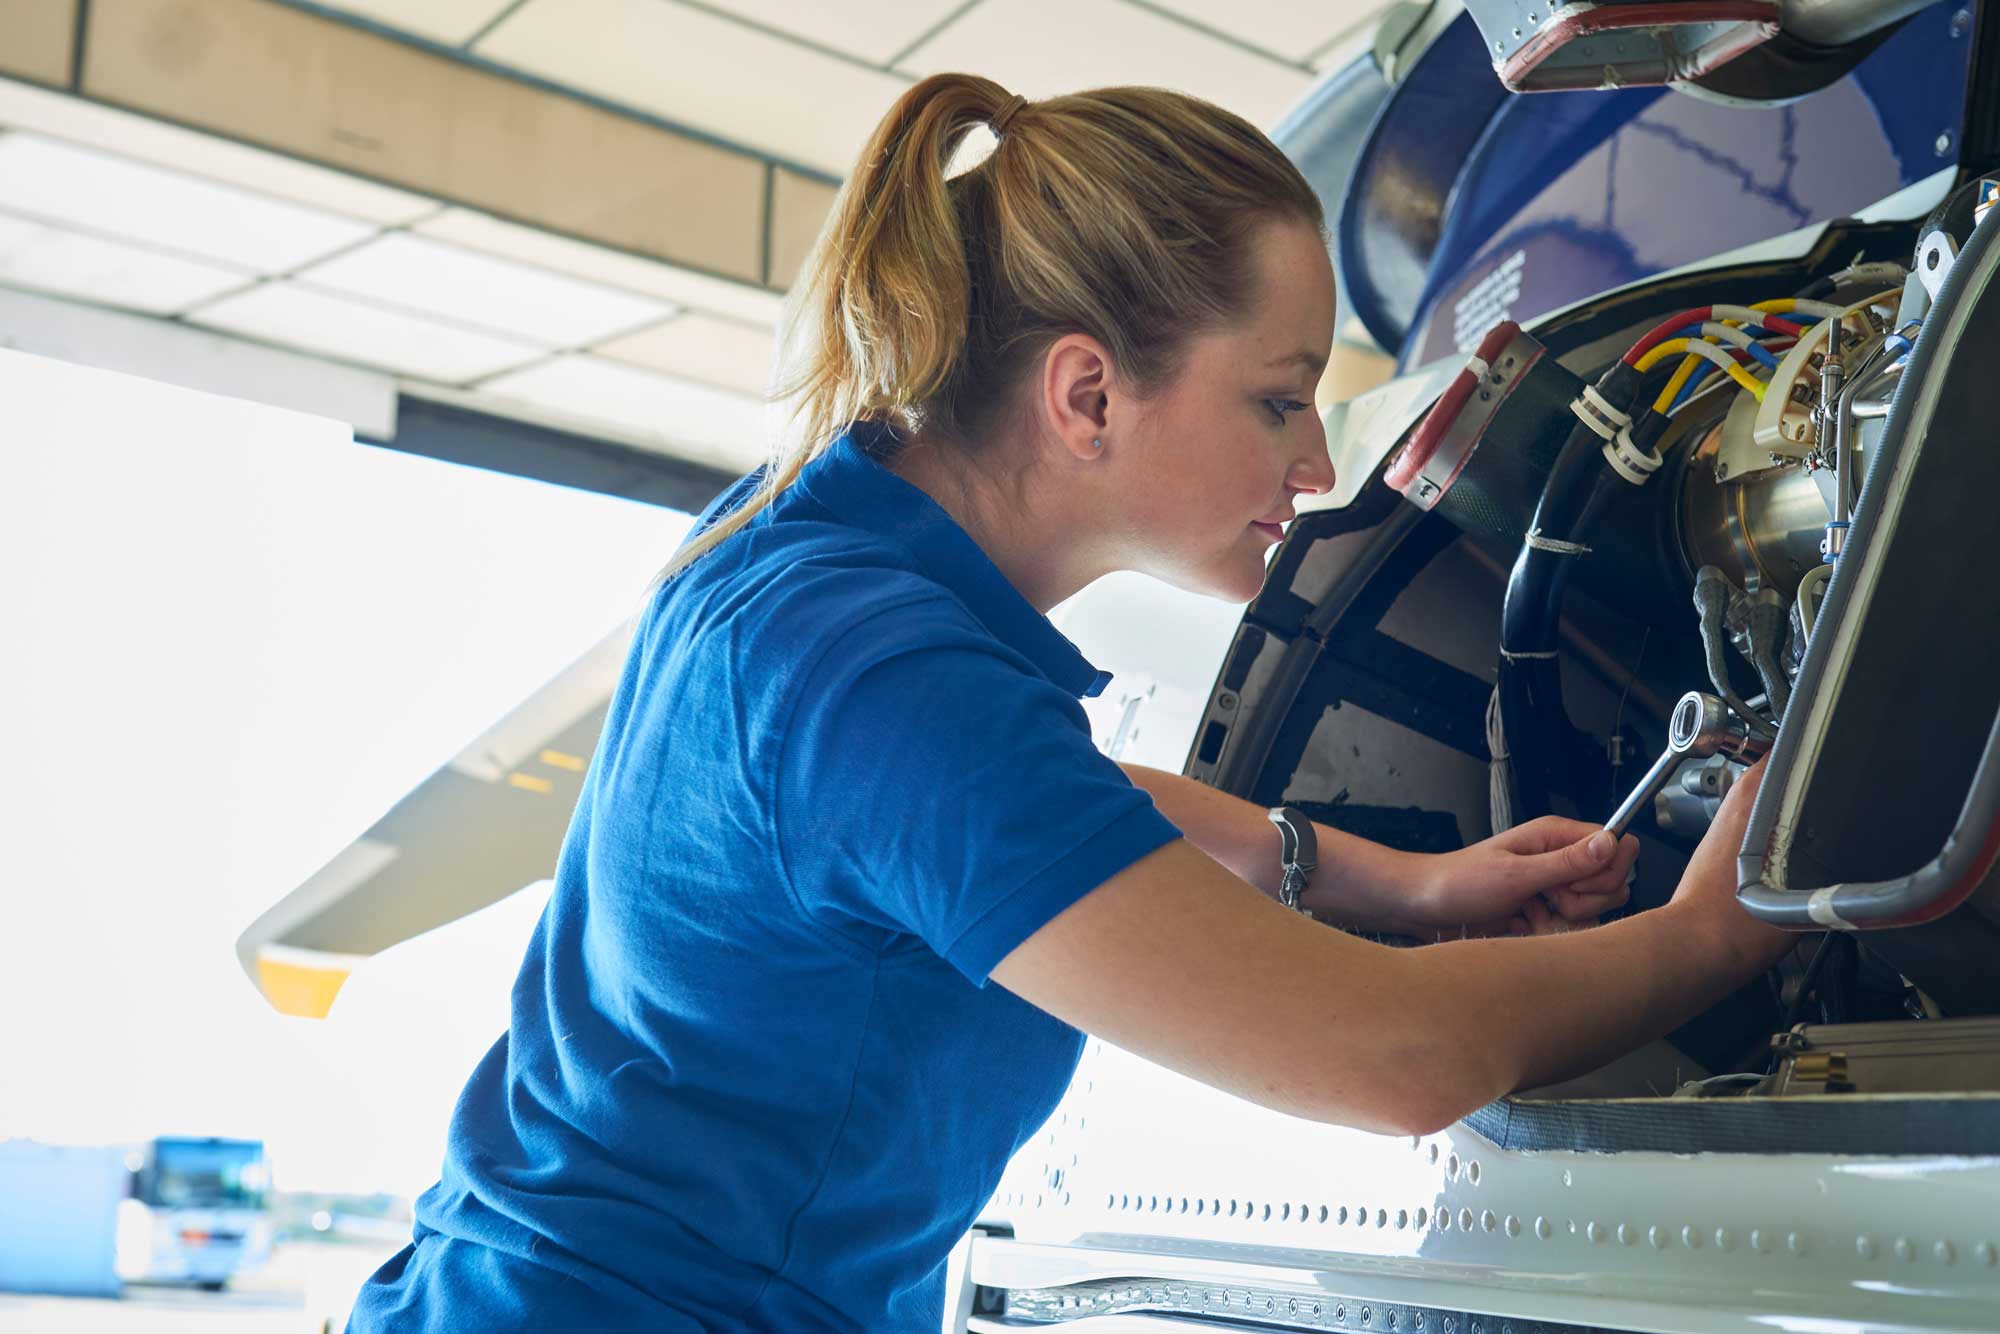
[{"left": 1292, "top": 438, "right": 1336, "bottom": 496}]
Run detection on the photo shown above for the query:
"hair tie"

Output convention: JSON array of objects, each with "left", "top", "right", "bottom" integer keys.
[{"left": 989, "top": 94, "right": 1028, "bottom": 139}]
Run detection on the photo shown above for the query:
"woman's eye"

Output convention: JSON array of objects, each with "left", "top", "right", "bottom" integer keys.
[{"left": 1263, "top": 398, "right": 1311, "bottom": 425}]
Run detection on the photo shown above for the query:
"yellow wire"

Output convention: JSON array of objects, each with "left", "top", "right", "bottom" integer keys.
[
  {"left": 1636, "top": 337, "right": 1768, "bottom": 411},
  {"left": 1632, "top": 299, "right": 1798, "bottom": 414},
  {"left": 1654, "top": 355, "right": 1703, "bottom": 414},
  {"left": 1634, "top": 339, "right": 1686, "bottom": 373}
]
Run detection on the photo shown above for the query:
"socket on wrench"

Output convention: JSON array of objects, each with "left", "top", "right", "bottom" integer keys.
[{"left": 1603, "top": 692, "right": 1772, "bottom": 837}]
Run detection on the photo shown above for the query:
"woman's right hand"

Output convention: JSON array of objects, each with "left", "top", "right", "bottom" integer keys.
[{"left": 1666, "top": 758, "right": 1793, "bottom": 973}]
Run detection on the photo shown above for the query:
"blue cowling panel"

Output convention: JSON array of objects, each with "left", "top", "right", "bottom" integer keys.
[
  {"left": 1331, "top": 3, "right": 1977, "bottom": 368},
  {"left": 1268, "top": 50, "right": 1390, "bottom": 324},
  {"left": 1333, "top": 15, "right": 1509, "bottom": 353}
]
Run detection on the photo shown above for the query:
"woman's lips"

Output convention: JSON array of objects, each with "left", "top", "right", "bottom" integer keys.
[{"left": 1251, "top": 520, "right": 1286, "bottom": 542}]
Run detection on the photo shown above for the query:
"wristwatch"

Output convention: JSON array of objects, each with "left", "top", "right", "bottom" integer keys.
[{"left": 1267, "top": 805, "right": 1318, "bottom": 920}]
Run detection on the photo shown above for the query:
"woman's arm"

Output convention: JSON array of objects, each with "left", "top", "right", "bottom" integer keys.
[
  {"left": 996, "top": 766, "right": 1787, "bottom": 1136},
  {"left": 1120, "top": 762, "right": 1638, "bottom": 936},
  {"left": 1119, "top": 762, "right": 1422, "bottom": 930}
]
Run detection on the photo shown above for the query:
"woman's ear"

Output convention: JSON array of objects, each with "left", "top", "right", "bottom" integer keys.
[{"left": 1039, "top": 334, "right": 1114, "bottom": 462}]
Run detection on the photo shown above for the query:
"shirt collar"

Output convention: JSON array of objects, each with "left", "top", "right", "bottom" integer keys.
[{"left": 793, "top": 422, "right": 1113, "bottom": 700}]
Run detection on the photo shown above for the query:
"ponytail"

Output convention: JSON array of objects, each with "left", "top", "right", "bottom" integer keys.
[{"left": 648, "top": 72, "right": 1321, "bottom": 592}]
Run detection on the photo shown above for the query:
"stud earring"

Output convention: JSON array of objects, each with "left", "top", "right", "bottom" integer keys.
[{"left": 1091, "top": 437, "right": 1103, "bottom": 451}]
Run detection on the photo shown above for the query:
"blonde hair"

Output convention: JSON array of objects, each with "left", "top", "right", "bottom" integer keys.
[{"left": 650, "top": 72, "right": 1323, "bottom": 591}]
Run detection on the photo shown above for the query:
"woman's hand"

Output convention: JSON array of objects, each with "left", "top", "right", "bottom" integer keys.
[
  {"left": 1403, "top": 816, "right": 1640, "bottom": 940},
  {"left": 1667, "top": 759, "right": 1793, "bottom": 972}
]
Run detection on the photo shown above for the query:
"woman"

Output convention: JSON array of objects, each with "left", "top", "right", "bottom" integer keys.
[{"left": 348, "top": 74, "right": 1788, "bottom": 1332}]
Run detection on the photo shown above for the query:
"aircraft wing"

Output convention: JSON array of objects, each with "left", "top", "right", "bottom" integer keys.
[{"left": 234, "top": 620, "right": 634, "bottom": 1017}]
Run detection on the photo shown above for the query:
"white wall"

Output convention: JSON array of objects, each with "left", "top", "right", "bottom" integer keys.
[{"left": 0, "top": 347, "right": 693, "bottom": 1196}]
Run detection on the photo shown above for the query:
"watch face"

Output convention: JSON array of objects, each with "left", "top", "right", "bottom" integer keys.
[{"left": 1270, "top": 806, "right": 1317, "bottom": 871}]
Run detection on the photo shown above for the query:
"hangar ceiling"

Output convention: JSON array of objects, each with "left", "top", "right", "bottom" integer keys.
[{"left": 0, "top": 0, "right": 1378, "bottom": 481}]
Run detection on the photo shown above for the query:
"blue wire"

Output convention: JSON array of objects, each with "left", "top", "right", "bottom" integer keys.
[
  {"left": 1664, "top": 313, "right": 1826, "bottom": 413},
  {"left": 1669, "top": 361, "right": 1715, "bottom": 412}
]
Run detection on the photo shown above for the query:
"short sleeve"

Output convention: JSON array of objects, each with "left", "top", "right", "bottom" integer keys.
[{"left": 775, "top": 608, "right": 1182, "bottom": 984}]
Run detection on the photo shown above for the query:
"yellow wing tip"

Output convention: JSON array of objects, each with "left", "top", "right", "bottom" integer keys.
[{"left": 254, "top": 955, "right": 352, "bottom": 1019}]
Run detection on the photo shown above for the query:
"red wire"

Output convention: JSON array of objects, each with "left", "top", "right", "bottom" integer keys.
[
  {"left": 1624, "top": 307, "right": 1713, "bottom": 365},
  {"left": 1624, "top": 309, "right": 1810, "bottom": 364},
  {"left": 1756, "top": 315, "right": 1808, "bottom": 337}
]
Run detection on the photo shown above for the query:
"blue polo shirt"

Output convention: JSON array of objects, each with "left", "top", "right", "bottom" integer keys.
[{"left": 347, "top": 422, "right": 1182, "bottom": 1332}]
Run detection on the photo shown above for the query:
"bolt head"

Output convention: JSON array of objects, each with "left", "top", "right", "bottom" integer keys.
[{"left": 1937, "top": 130, "right": 1955, "bottom": 157}]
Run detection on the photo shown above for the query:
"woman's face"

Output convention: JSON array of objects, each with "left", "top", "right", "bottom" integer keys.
[{"left": 1110, "top": 218, "right": 1339, "bottom": 603}]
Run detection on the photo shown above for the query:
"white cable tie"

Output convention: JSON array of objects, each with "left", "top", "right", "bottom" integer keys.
[
  {"left": 1601, "top": 423, "right": 1664, "bottom": 487},
  {"left": 1582, "top": 383, "right": 1631, "bottom": 430},
  {"left": 1524, "top": 528, "right": 1592, "bottom": 556},
  {"left": 1498, "top": 647, "right": 1561, "bottom": 661},
  {"left": 1569, "top": 397, "right": 1618, "bottom": 441},
  {"left": 1697, "top": 321, "right": 1756, "bottom": 350},
  {"left": 1602, "top": 440, "right": 1651, "bottom": 486},
  {"left": 1464, "top": 355, "right": 1491, "bottom": 381},
  {"left": 1680, "top": 337, "right": 1756, "bottom": 384},
  {"left": 1710, "top": 304, "right": 1767, "bottom": 328}
]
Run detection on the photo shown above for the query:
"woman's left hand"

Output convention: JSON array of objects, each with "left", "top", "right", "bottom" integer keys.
[{"left": 1403, "top": 817, "right": 1640, "bottom": 940}]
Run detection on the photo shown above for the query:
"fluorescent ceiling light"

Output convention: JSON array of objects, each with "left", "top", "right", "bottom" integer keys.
[
  {"left": 899, "top": 0, "right": 1310, "bottom": 129},
  {"left": 594, "top": 312, "right": 776, "bottom": 396},
  {"left": 296, "top": 233, "right": 675, "bottom": 347},
  {"left": 308, "top": 0, "right": 517, "bottom": 46},
  {"left": 414, "top": 208, "right": 786, "bottom": 329},
  {"left": 0, "top": 212, "right": 250, "bottom": 315},
  {"left": 0, "top": 132, "right": 379, "bottom": 273},
  {"left": 475, "top": 0, "right": 908, "bottom": 178},
  {"left": 475, "top": 354, "right": 767, "bottom": 474},
  {"left": 190, "top": 282, "right": 547, "bottom": 384},
  {"left": 698, "top": 0, "right": 967, "bottom": 65},
  {"left": 0, "top": 78, "right": 437, "bottom": 226},
  {"left": 0, "top": 286, "right": 397, "bottom": 439}
]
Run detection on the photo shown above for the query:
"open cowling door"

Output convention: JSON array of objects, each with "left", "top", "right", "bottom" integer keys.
[{"left": 1737, "top": 200, "right": 2000, "bottom": 1014}]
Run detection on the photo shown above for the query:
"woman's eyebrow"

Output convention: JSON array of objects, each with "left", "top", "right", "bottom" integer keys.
[{"left": 1265, "top": 349, "right": 1328, "bottom": 376}]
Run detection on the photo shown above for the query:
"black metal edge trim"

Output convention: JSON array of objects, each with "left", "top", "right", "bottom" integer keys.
[
  {"left": 1464, "top": 1092, "right": 2000, "bottom": 1155},
  {"left": 364, "top": 394, "right": 740, "bottom": 514}
]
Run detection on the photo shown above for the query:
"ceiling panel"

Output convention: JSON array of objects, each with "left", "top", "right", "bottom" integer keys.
[
  {"left": 0, "top": 213, "right": 252, "bottom": 315},
  {"left": 0, "top": 77, "right": 440, "bottom": 226},
  {"left": 413, "top": 208, "right": 786, "bottom": 327},
  {"left": 0, "top": 0, "right": 78, "bottom": 87},
  {"left": 475, "top": 0, "right": 910, "bottom": 177},
  {"left": 695, "top": 0, "right": 969, "bottom": 66},
  {"left": 305, "top": 0, "right": 518, "bottom": 47},
  {"left": 295, "top": 233, "right": 676, "bottom": 346},
  {"left": 594, "top": 312, "right": 777, "bottom": 396},
  {"left": 1139, "top": 0, "right": 1383, "bottom": 64},
  {"left": 0, "top": 131, "right": 380, "bottom": 273},
  {"left": 899, "top": 0, "right": 1313, "bottom": 128},
  {"left": 475, "top": 353, "right": 768, "bottom": 473},
  {"left": 86, "top": 0, "right": 769, "bottom": 283},
  {"left": 769, "top": 168, "right": 840, "bottom": 291},
  {"left": 189, "top": 282, "right": 548, "bottom": 383}
]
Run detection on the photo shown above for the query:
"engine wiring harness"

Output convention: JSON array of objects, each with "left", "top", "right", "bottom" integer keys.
[{"left": 1489, "top": 285, "right": 1922, "bottom": 830}]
